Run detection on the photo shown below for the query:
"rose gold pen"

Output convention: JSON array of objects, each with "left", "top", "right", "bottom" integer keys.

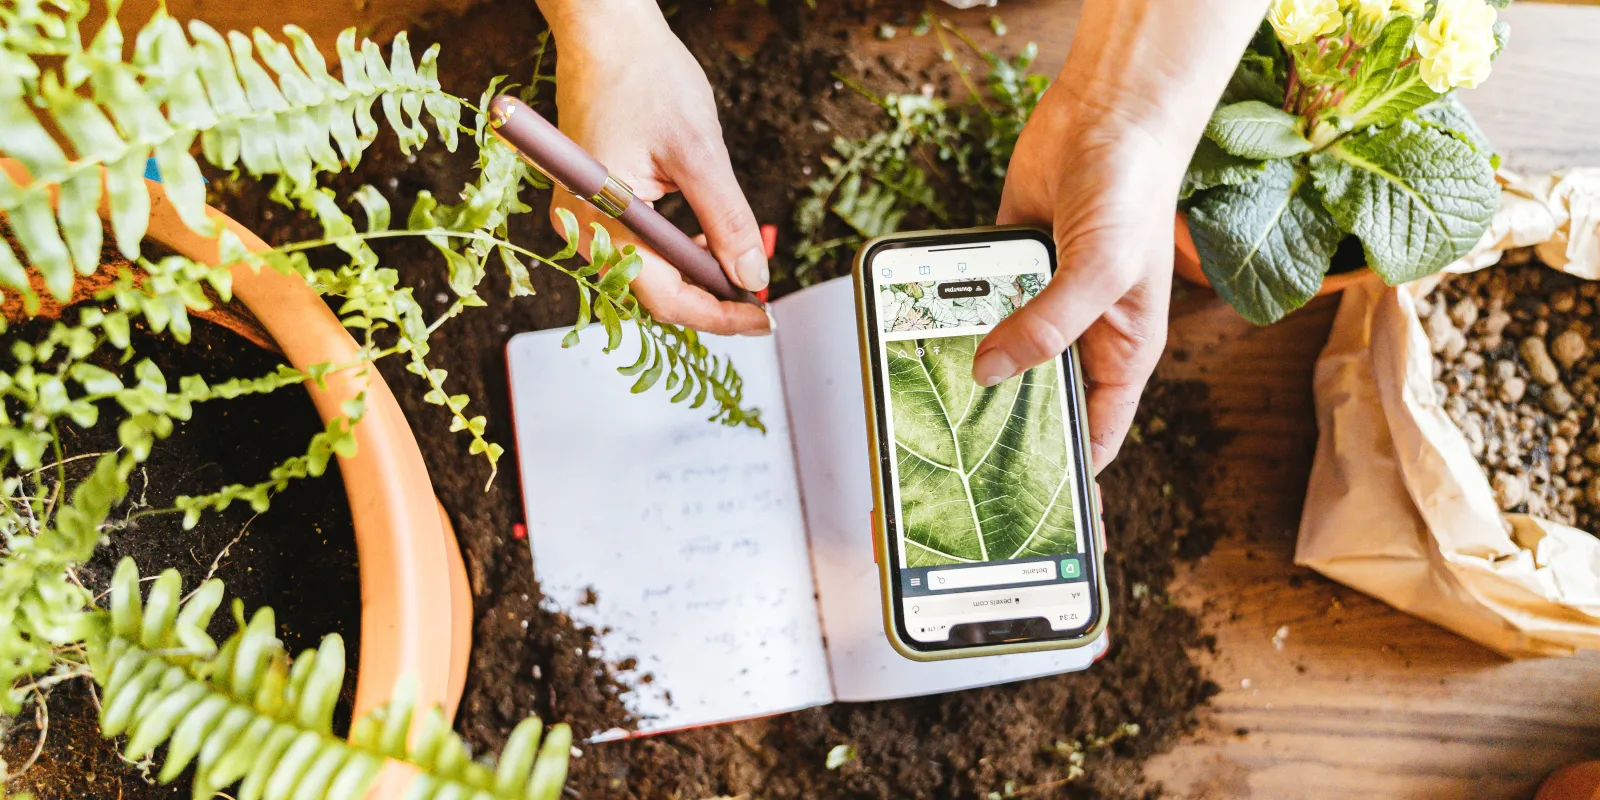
[{"left": 486, "top": 94, "right": 764, "bottom": 308}]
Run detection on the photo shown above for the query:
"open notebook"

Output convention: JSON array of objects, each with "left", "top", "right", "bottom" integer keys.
[{"left": 507, "top": 277, "right": 1107, "bottom": 738}]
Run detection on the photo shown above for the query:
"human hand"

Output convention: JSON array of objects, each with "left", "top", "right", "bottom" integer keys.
[
  {"left": 545, "top": 4, "right": 769, "bottom": 335},
  {"left": 975, "top": 83, "right": 1182, "bottom": 472},
  {"left": 972, "top": 0, "right": 1268, "bottom": 471}
]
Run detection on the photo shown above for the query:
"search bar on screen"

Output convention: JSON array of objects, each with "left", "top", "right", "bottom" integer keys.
[{"left": 926, "top": 561, "right": 1056, "bottom": 591}]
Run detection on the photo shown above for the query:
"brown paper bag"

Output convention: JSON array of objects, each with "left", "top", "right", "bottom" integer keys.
[{"left": 1297, "top": 169, "right": 1600, "bottom": 658}]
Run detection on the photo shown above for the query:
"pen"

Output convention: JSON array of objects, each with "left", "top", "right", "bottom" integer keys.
[{"left": 486, "top": 95, "right": 763, "bottom": 307}]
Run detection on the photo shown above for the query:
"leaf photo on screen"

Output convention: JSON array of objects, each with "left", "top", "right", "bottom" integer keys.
[{"left": 887, "top": 335, "right": 1078, "bottom": 567}]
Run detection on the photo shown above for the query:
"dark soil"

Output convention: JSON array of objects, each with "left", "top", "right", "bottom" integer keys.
[
  {"left": 199, "top": 2, "right": 1228, "bottom": 798},
  {"left": 1, "top": 295, "right": 360, "bottom": 798}
]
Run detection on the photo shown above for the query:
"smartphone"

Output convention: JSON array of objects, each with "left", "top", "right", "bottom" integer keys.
[{"left": 854, "top": 226, "right": 1108, "bottom": 661}]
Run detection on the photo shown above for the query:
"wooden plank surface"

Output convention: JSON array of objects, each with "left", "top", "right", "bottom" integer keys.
[
  {"left": 1139, "top": 5, "right": 1600, "bottom": 797},
  {"left": 1460, "top": 3, "right": 1600, "bottom": 175},
  {"left": 141, "top": 0, "right": 1600, "bottom": 794},
  {"left": 1146, "top": 292, "right": 1600, "bottom": 800},
  {"left": 912, "top": 2, "right": 1600, "bottom": 797}
]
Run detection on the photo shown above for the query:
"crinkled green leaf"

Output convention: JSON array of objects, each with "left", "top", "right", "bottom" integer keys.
[
  {"left": 1204, "top": 101, "right": 1311, "bottom": 160},
  {"left": 886, "top": 335, "right": 1078, "bottom": 566},
  {"left": 1222, "top": 22, "right": 1285, "bottom": 106},
  {"left": 1180, "top": 138, "right": 1267, "bottom": 202},
  {"left": 1188, "top": 159, "right": 1343, "bottom": 325},
  {"left": 1416, "top": 94, "right": 1496, "bottom": 164},
  {"left": 1310, "top": 121, "right": 1498, "bottom": 285}
]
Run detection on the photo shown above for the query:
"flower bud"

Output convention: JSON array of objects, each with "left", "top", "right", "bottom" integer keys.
[
  {"left": 1346, "top": 0, "right": 1392, "bottom": 44},
  {"left": 1270, "top": 0, "right": 1345, "bottom": 46}
]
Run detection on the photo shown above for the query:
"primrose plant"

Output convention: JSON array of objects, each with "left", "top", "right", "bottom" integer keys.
[
  {"left": 1181, "top": 0, "right": 1508, "bottom": 324},
  {"left": 0, "top": 0, "right": 759, "bottom": 797}
]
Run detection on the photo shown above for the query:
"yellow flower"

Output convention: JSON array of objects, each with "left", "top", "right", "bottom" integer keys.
[
  {"left": 1270, "top": 0, "right": 1345, "bottom": 46},
  {"left": 1416, "top": 0, "right": 1498, "bottom": 91},
  {"left": 1392, "top": 0, "right": 1426, "bottom": 16}
]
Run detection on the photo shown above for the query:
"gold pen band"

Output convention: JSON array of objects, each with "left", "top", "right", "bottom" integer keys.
[{"left": 590, "top": 175, "right": 633, "bottom": 218}]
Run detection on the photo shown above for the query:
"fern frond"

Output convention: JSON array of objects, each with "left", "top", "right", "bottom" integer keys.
[
  {"left": 0, "top": 3, "right": 463, "bottom": 307},
  {"left": 92, "top": 559, "right": 573, "bottom": 800},
  {"left": 0, "top": 453, "right": 133, "bottom": 712}
]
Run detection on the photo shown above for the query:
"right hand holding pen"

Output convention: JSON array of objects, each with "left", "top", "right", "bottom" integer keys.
[{"left": 545, "top": 3, "right": 771, "bottom": 336}]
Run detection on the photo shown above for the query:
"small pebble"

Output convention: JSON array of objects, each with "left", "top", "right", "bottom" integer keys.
[
  {"left": 1428, "top": 313, "right": 1458, "bottom": 355},
  {"left": 1553, "top": 329, "right": 1588, "bottom": 369},
  {"left": 1494, "top": 471, "right": 1528, "bottom": 510},
  {"left": 1545, "top": 385, "right": 1575, "bottom": 415},
  {"left": 1521, "top": 337, "right": 1561, "bottom": 386},
  {"left": 1499, "top": 377, "right": 1527, "bottom": 404},
  {"left": 1430, "top": 263, "right": 1600, "bottom": 530},
  {"left": 1483, "top": 308, "right": 1514, "bottom": 338}
]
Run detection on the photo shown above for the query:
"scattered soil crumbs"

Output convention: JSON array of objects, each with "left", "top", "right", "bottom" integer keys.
[
  {"left": 198, "top": 1, "right": 1228, "bottom": 797},
  {"left": 1, "top": 313, "right": 360, "bottom": 800},
  {"left": 1426, "top": 251, "right": 1600, "bottom": 531}
]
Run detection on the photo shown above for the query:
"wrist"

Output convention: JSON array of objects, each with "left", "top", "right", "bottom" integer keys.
[
  {"left": 541, "top": 0, "right": 667, "bottom": 46},
  {"left": 1046, "top": 71, "right": 1215, "bottom": 161},
  {"left": 1052, "top": 0, "right": 1272, "bottom": 156}
]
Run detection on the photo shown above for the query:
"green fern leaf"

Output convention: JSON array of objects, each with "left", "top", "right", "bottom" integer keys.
[{"left": 92, "top": 560, "right": 575, "bottom": 800}]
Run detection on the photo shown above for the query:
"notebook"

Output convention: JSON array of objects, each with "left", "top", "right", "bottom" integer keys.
[{"left": 507, "top": 277, "right": 1107, "bottom": 739}]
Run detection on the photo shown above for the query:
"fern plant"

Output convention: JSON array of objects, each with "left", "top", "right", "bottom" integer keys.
[
  {"left": 789, "top": 20, "right": 1047, "bottom": 286},
  {"left": 86, "top": 559, "right": 571, "bottom": 800},
  {"left": 0, "top": 0, "right": 760, "bottom": 794}
]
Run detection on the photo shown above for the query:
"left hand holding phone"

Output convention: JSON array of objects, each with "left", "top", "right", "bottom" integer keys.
[{"left": 543, "top": 0, "right": 771, "bottom": 336}]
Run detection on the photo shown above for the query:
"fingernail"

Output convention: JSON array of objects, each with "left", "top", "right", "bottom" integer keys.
[
  {"left": 735, "top": 247, "right": 769, "bottom": 291},
  {"left": 972, "top": 349, "right": 1017, "bottom": 387}
]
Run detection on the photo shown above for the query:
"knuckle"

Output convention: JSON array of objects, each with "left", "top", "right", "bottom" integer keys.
[{"left": 703, "top": 202, "right": 756, "bottom": 241}]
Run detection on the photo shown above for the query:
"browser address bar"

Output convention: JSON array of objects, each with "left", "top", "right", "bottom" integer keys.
[{"left": 925, "top": 561, "right": 1056, "bottom": 591}]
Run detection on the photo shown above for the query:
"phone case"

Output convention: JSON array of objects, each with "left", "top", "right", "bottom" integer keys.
[{"left": 852, "top": 225, "right": 1111, "bottom": 662}]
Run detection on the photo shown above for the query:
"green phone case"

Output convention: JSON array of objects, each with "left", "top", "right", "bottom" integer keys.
[{"left": 852, "top": 225, "right": 1111, "bottom": 662}]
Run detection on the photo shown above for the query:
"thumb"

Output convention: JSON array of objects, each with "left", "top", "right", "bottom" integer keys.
[{"left": 672, "top": 146, "right": 769, "bottom": 292}]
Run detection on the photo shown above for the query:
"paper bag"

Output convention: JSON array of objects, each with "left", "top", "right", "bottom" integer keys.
[{"left": 1297, "top": 169, "right": 1600, "bottom": 658}]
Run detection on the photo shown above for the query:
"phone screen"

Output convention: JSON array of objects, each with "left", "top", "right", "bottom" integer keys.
[{"left": 861, "top": 230, "right": 1101, "bottom": 652}]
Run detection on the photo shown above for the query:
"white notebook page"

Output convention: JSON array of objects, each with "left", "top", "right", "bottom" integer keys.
[
  {"left": 770, "top": 278, "right": 1108, "bottom": 702},
  {"left": 507, "top": 329, "right": 833, "bottom": 736}
]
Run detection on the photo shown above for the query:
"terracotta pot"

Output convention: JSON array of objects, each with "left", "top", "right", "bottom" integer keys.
[
  {"left": 1, "top": 160, "right": 473, "bottom": 784},
  {"left": 1173, "top": 210, "right": 1375, "bottom": 297},
  {"left": 1538, "top": 763, "right": 1600, "bottom": 800}
]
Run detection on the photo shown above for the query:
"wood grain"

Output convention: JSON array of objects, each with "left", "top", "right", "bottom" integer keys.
[
  {"left": 1460, "top": 3, "right": 1600, "bottom": 175},
  {"left": 109, "top": 0, "right": 1600, "bottom": 794}
]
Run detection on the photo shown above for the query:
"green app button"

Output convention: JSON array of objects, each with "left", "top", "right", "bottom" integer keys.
[{"left": 1060, "top": 558, "right": 1082, "bottom": 580}]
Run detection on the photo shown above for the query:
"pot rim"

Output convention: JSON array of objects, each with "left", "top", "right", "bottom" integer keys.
[{"left": 0, "top": 159, "right": 472, "bottom": 747}]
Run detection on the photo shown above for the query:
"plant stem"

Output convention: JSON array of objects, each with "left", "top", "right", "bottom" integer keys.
[
  {"left": 934, "top": 19, "right": 994, "bottom": 117},
  {"left": 270, "top": 229, "right": 581, "bottom": 277},
  {"left": 830, "top": 70, "right": 883, "bottom": 106}
]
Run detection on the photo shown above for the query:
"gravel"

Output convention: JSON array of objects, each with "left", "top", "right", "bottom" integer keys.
[{"left": 1424, "top": 250, "right": 1600, "bottom": 532}]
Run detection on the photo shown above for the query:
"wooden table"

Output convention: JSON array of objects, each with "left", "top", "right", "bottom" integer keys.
[
  {"left": 916, "top": 2, "right": 1600, "bottom": 797},
  {"left": 134, "top": 0, "right": 1600, "bottom": 794}
]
